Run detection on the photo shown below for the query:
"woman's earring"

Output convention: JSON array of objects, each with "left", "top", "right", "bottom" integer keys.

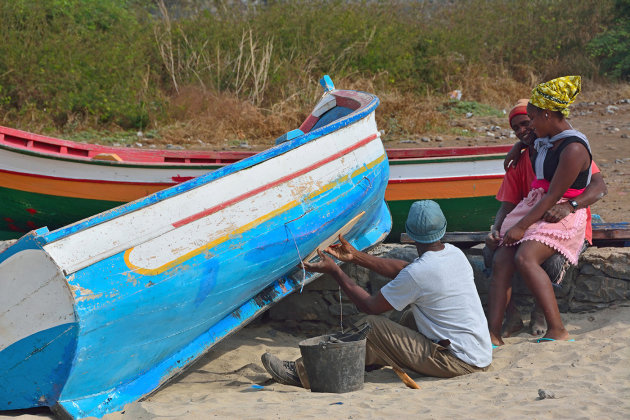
[{"left": 545, "top": 113, "right": 548, "bottom": 118}]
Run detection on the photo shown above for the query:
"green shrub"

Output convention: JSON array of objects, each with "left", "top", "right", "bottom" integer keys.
[
  {"left": 0, "top": 0, "right": 161, "bottom": 130},
  {"left": 588, "top": 0, "right": 630, "bottom": 80}
]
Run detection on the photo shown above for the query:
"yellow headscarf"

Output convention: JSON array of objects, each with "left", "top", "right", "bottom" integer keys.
[{"left": 530, "top": 76, "right": 581, "bottom": 117}]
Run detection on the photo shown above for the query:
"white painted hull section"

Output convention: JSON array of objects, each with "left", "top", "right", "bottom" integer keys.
[
  {"left": 44, "top": 113, "right": 380, "bottom": 275},
  {"left": 0, "top": 147, "right": 208, "bottom": 183},
  {"left": 389, "top": 156, "right": 505, "bottom": 181}
]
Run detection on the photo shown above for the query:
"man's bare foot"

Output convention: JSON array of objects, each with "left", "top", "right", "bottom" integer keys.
[
  {"left": 539, "top": 327, "right": 570, "bottom": 342},
  {"left": 529, "top": 306, "right": 547, "bottom": 336},
  {"left": 490, "top": 331, "right": 504, "bottom": 346},
  {"left": 502, "top": 307, "right": 524, "bottom": 338}
]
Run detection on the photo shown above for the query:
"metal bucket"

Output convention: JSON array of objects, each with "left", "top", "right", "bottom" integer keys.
[{"left": 298, "top": 334, "right": 366, "bottom": 393}]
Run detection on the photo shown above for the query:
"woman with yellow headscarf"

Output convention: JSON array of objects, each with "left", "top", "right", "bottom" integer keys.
[{"left": 487, "top": 76, "right": 593, "bottom": 346}]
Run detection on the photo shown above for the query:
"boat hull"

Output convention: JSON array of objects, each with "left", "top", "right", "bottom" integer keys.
[
  {"left": 0, "top": 134, "right": 507, "bottom": 241},
  {"left": 1, "top": 88, "right": 391, "bottom": 419}
]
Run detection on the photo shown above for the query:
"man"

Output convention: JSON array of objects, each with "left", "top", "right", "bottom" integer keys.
[
  {"left": 261, "top": 200, "right": 492, "bottom": 387},
  {"left": 485, "top": 99, "right": 607, "bottom": 336}
]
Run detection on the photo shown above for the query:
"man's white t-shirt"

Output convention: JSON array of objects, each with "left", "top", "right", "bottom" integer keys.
[{"left": 381, "top": 243, "right": 492, "bottom": 367}]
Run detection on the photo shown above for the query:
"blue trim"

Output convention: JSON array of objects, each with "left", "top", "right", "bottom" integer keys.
[
  {"left": 42, "top": 91, "right": 379, "bottom": 244},
  {"left": 320, "top": 75, "right": 335, "bottom": 92},
  {"left": 274, "top": 129, "right": 304, "bottom": 145},
  {"left": 0, "top": 227, "right": 49, "bottom": 264}
]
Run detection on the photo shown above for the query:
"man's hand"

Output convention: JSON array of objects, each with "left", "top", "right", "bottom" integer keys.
[
  {"left": 504, "top": 142, "right": 524, "bottom": 170},
  {"left": 324, "top": 234, "right": 357, "bottom": 263},
  {"left": 485, "top": 226, "right": 501, "bottom": 251},
  {"left": 543, "top": 202, "right": 572, "bottom": 223},
  {"left": 302, "top": 249, "right": 341, "bottom": 275},
  {"left": 502, "top": 225, "right": 525, "bottom": 246}
]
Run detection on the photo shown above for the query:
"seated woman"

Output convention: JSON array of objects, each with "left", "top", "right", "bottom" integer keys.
[{"left": 488, "top": 76, "right": 591, "bottom": 345}]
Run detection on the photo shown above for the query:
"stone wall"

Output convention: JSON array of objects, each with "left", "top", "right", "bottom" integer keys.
[
  {"left": 268, "top": 244, "right": 630, "bottom": 333},
  {"left": 3, "top": 238, "right": 627, "bottom": 334}
]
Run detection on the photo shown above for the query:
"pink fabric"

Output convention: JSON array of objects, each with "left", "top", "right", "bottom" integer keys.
[
  {"left": 500, "top": 188, "right": 587, "bottom": 265},
  {"left": 530, "top": 178, "right": 585, "bottom": 198}
]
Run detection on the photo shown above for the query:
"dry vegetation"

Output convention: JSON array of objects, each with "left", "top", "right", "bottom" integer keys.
[{"left": 1, "top": 0, "right": 628, "bottom": 147}]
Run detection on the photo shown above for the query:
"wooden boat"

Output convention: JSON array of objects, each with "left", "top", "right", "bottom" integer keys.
[
  {"left": 385, "top": 145, "right": 509, "bottom": 239},
  {"left": 0, "top": 77, "right": 391, "bottom": 418},
  {"left": 0, "top": 119, "right": 509, "bottom": 242}
]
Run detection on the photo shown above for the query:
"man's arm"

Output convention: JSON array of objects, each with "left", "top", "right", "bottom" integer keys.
[
  {"left": 325, "top": 235, "right": 409, "bottom": 279},
  {"left": 542, "top": 171, "right": 608, "bottom": 223},
  {"left": 303, "top": 249, "right": 394, "bottom": 315}
]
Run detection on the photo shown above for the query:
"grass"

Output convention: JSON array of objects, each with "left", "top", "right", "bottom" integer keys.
[{"left": 0, "top": 0, "right": 625, "bottom": 145}]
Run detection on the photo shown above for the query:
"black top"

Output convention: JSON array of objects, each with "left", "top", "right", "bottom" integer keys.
[{"left": 531, "top": 136, "right": 592, "bottom": 190}]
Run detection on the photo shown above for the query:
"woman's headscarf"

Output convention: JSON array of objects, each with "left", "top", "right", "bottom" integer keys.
[{"left": 530, "top": 76, "right": 581, "bottom": 117}]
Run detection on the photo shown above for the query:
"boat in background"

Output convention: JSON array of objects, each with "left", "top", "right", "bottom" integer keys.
[
  {"left": 0, "top": 104, "right": 509, "bottom": 242},
  {"left": 385, "top": 145, "right": 508, "bottom": 239},
  {"left": 0, "top": 77, "right": 391, "bottom": 419}
]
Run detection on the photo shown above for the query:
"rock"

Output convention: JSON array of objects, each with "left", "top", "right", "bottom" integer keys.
[
  {"left": 465, "top": 112, "right": 473, "bottom": 118},
  {"left": 134, "top": 142, "right": 143, "bottom": 147},
  {"left": 622, "top": 134, "right": 629, "bottom": 139},
  {"left": 486, "top": 131, "right": 494, "bottom": 137},
  {"left": 421, "top": 137, "right": 430, "bottom": 142},
  {"left": 538, "top": 389, "right": 556, "bottom": 400},
  {"left": 434, "top": 136, "right": 444, "bottom": 142}
]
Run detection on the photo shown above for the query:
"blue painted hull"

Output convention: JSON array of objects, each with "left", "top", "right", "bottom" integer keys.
[{"left": 0, "top": 84, "right": 391, "bottom": 418}]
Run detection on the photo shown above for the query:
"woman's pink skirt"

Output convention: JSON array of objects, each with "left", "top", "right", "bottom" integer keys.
[{"left": 500, "top": 188, "right": 587, "bottom": 265}]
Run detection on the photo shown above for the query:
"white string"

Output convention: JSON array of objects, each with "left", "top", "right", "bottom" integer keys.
[{"left": 286, "top": 225, "right": 306, "bottom": 293}]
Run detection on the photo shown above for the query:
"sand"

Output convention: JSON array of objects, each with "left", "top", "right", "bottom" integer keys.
[{"left": 4, "top": 305, "right": 629, "bottom": 420}]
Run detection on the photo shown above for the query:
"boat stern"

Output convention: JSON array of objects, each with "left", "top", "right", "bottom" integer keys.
[{"left": 0, "top": 231, "right": 78, "bottom": 410}]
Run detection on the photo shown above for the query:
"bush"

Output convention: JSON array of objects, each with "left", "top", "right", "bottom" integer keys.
[
  {"left": 588, "top": 0, "right": 630, "bottom": 80},
  {"left": 0, "top": 0, "right": 161, "bottom": 130}
]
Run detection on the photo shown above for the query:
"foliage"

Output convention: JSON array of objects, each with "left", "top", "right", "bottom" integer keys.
[
  {"left": 0, "top": 0, "right": 622, "bottom": 137},
  {"left": 588, "top": 0, "right": 630, "bottom": 80},
  {"left": 0, "top": 0, "right": 161, "bottom": 130}
]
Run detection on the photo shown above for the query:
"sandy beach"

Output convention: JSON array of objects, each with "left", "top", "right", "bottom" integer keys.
[{"left": 4, "top": 304, "right": 628, "bottom": 420}]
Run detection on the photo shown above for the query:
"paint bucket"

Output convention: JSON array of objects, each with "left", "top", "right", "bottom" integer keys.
[{"left": 298, "top": 333, "right": 366, "bottom": 393}]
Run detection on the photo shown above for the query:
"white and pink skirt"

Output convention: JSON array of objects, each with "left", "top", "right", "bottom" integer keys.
[{"left": 500, "top": 188, "right": 587, "bottom": 265}]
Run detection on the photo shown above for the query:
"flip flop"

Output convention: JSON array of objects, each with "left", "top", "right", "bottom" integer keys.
[
  {"left": 536, "top": 338, "right": 575, "bottom": 343},
  {"left": 492, "top": 344, "right": 499, "bottom": 349}
]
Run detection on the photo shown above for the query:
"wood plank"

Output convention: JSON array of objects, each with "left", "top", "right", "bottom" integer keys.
[{"left": 400, "top": 222, "right": 630, "bottom": 247}]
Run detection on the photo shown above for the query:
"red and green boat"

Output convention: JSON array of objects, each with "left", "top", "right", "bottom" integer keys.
[{"left": 0, "top": 125, "right": 509, "bottom": 241}]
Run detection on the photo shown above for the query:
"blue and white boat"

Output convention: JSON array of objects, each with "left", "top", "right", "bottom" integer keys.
[{"left": 0, "top": 76, "right": 391, "bottom": 419}]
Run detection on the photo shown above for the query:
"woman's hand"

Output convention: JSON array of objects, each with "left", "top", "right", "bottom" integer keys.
[
  {"left": 543, "top": 202, "right": 572, "bottom": 223},
  {"left": 502, "top": 225, "right": 525, "bottom": 246},
  {"left": 302, "top": 249, "right": 340, "bottom": 275}
]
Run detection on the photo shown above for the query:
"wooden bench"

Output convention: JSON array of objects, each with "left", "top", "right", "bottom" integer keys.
[{"left": 400, "top": 222, "right": 630, "bottom": 248}]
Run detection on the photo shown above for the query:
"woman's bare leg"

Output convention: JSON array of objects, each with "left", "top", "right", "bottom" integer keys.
[
  {"left": 488, "top": 246, "right": 517, "bottom": 346},
  {"left": 514, "top": 241, "right": 570, "bottom": 341}
]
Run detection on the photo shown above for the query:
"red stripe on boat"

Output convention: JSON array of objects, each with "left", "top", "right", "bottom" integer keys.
[{"left": 172, "top": 133, "right": 379, "bottom": 228}]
